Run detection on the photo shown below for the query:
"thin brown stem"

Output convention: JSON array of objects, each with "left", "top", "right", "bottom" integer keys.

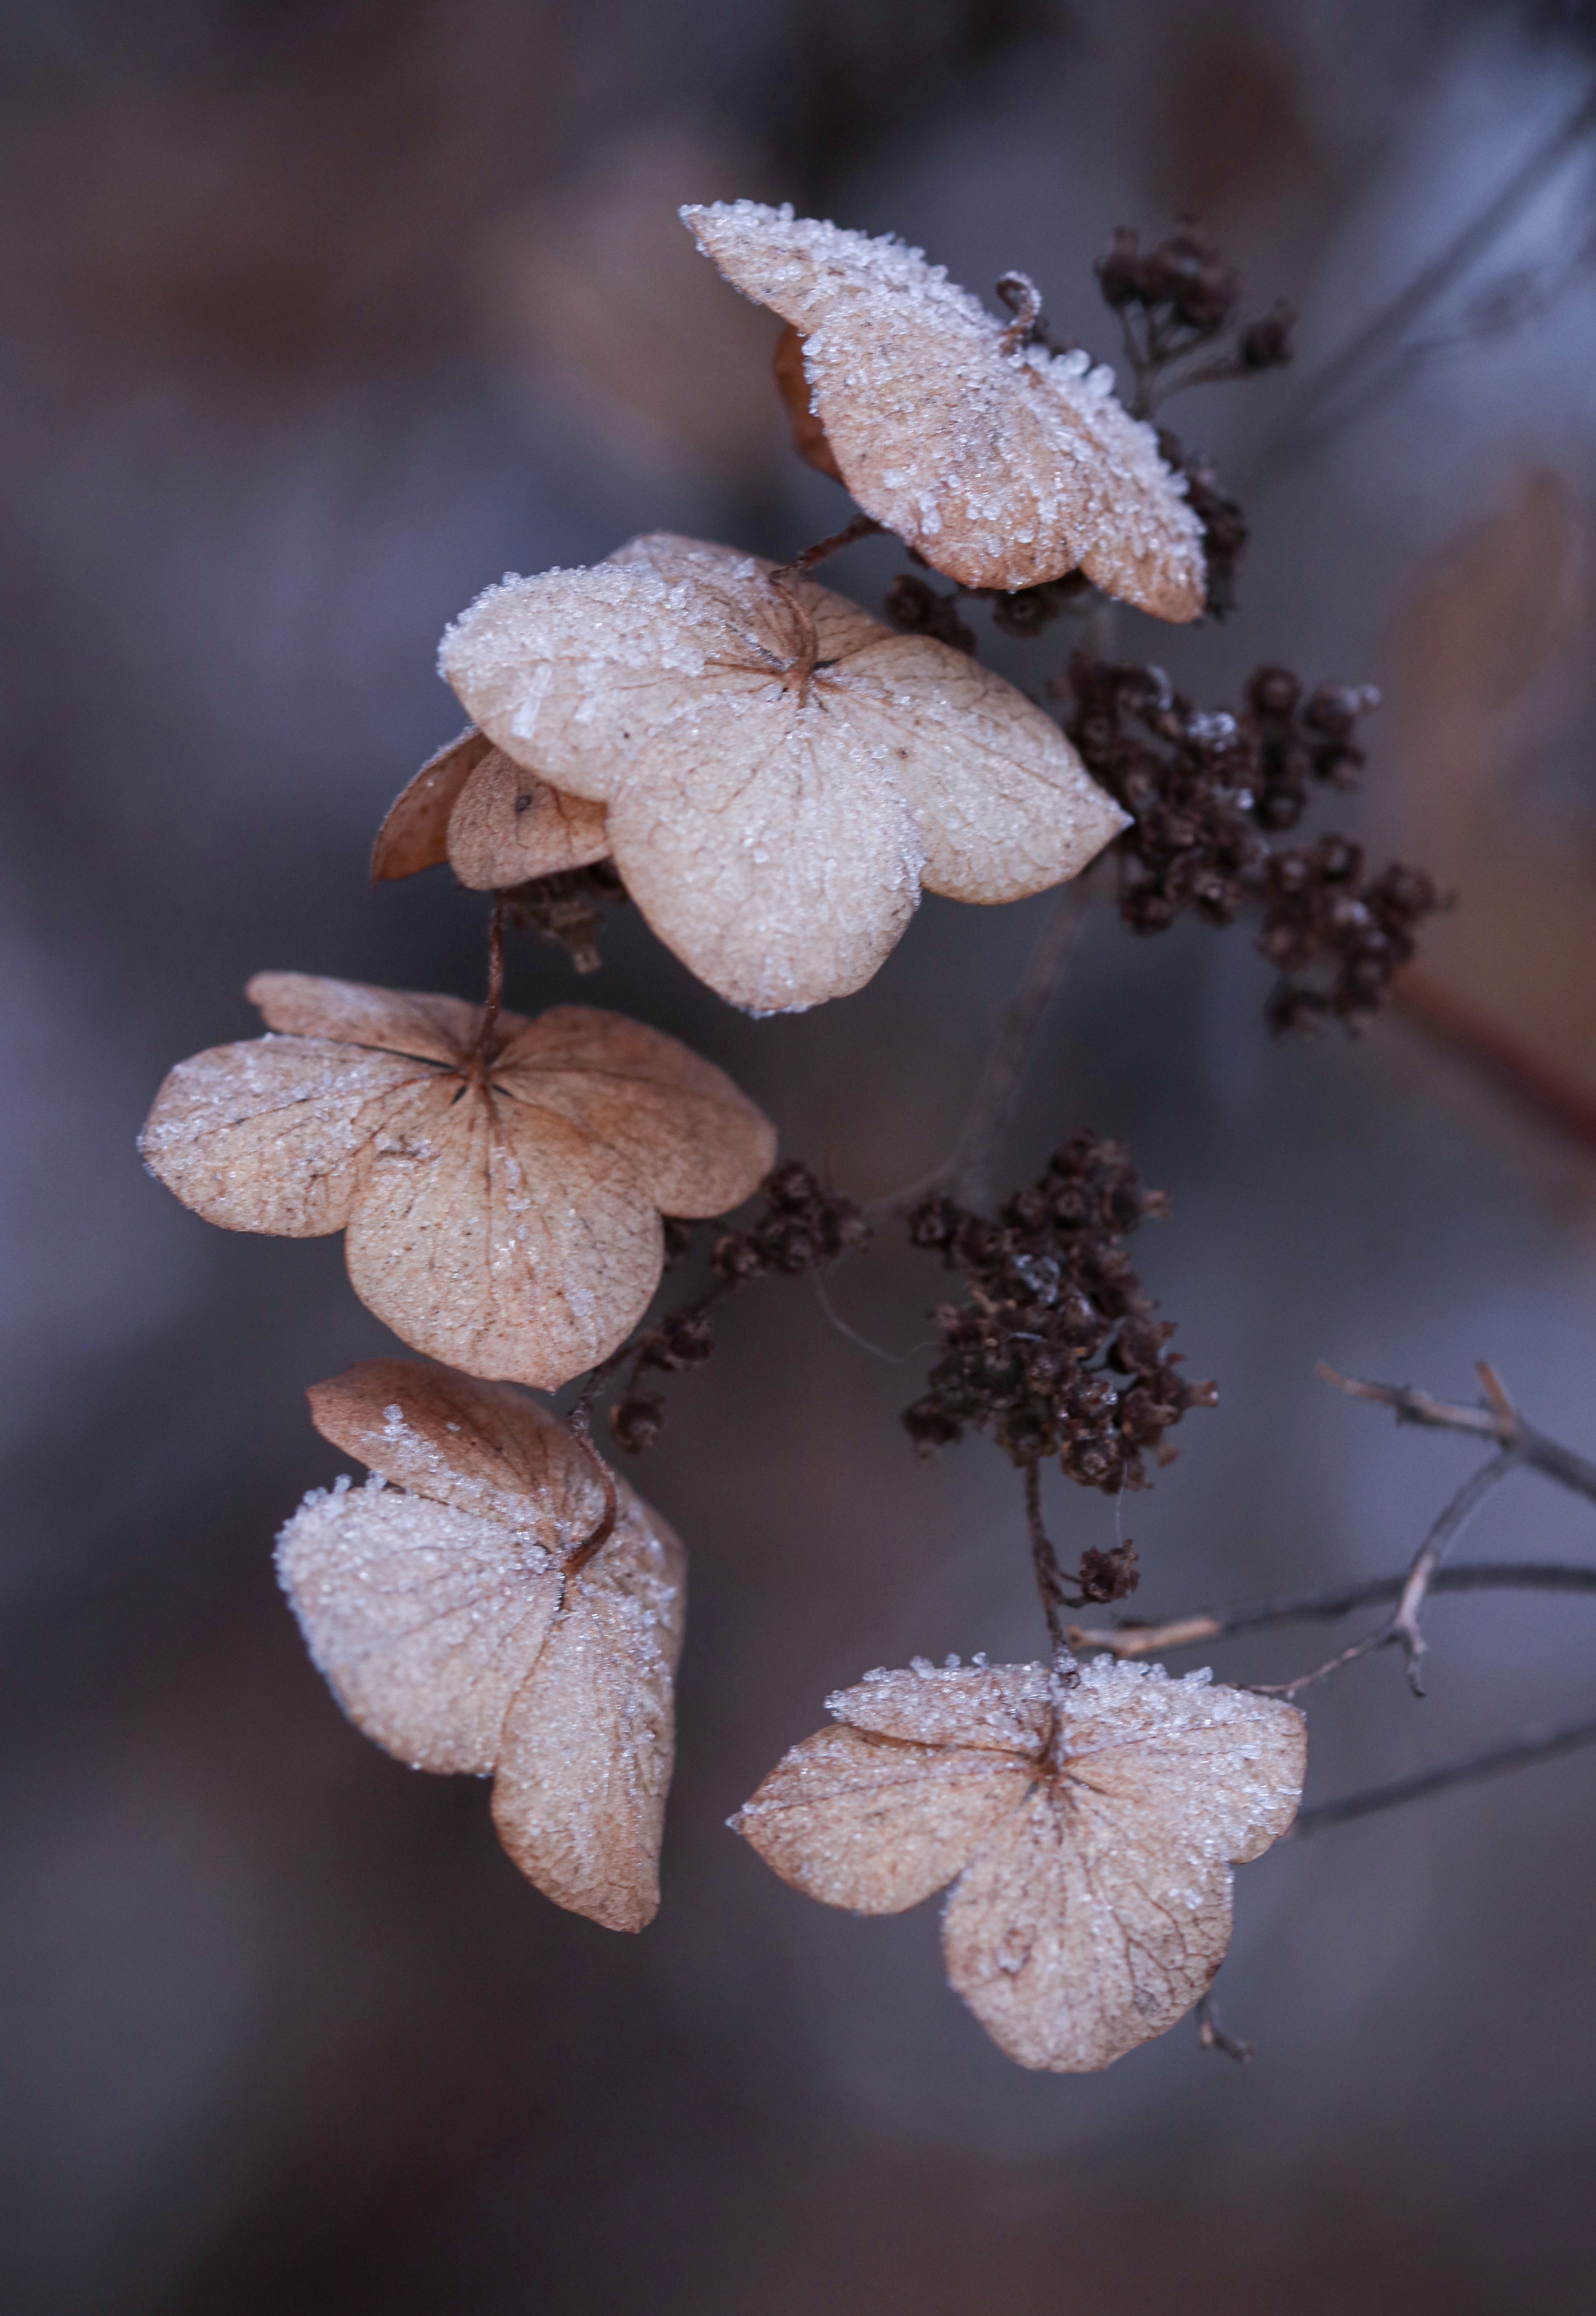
[
  {"left": 870, "top": 877, "right": 1095, "bottom": 1220},
  {"left": 1068, "top": 1559, "right": 1596, "bottom": 1660},
  {"left": 1250, "top": 1450, "right": 1517, "bottom": 1700},
  {"left": 1196, "top": 1988, "right": 1253, "bottom": 2064},
  {"left": 995, "top": 271, "right": 1041, "bottom": 356},
  {"left": 1024, "top": 1460, "right": 1074, "bottom": 1665},
  {"left": 562, "top": 1401, "right": 619, "bottom": 1578},
  {"left": 473, "top": 895, "right": 507, "bottom": 1068},
  {"left": 1318, "top": 1363, "right": 1596, "bottom": 1505},
  {"left": 1292, "top": 1714, "right": 1596, "bottom": 1838},
  {"left": 769, "top": 512, "right": 882, "bottom": 585}
]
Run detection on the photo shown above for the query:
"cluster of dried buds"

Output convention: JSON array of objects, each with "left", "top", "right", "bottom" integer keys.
[
  {"left": 1062, "top": 657, "right": 1444, "bottom": 1029},
  {"left": 607, "top": 1162, "right": 871, "bottom": 1453},
  {"left": 904, "top": 1133, "right": 1216, "bottom": 1494},
  {"left": 133, "top": 199, "right": 1331, "bottom": 2075}
]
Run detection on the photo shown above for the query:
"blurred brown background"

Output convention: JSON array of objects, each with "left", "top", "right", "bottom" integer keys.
[{"left": 6, "top": 2, "right": 1596, "bottom": 2309}]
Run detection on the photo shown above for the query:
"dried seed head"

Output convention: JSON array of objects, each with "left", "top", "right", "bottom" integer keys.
[
  {"left": 682, "top": 201, "right": 1205, "bottom": 619},
  {"left": 279, "top": 1360, "right": 686, "bottom": 1931},
  {"left": 440, "top": 531, "right": 1126, "bottom": 1013},
  {"left": 139, "top": 972, "right": 776, "bottom": 1388},
  {"left": 734, "top": 1655, "right": 1305, "bottom": 2070}
]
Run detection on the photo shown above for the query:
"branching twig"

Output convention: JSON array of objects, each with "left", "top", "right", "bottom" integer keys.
[
  {"left": 1069, "top": 1558, "right": 1596, "bottom": 1659},
  {"left": 769, "top": 512, "right": 883, "bottom": 584},
  {"left": 1256, "top": 77, "right": 1596, "bottom": 481},
  {"left": 1293, "top": 1714, "right": 1596, "bottom": 1837},
  {"left": 1319, "top": 1363, "right": 1596, "bottom": 1505}
]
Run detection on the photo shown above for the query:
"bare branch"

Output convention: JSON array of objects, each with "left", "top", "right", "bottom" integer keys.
[
  {"left": 1257, "top": 77, "right": 1596, "bottom": 480},
  {"left": 1023, "top": 1460, "right": 1074, "bottom": 1665},
  {"left": 768, "top": 511, "right": 882, "bottom": 584},
  {"left": 1293, "top": 1714, "right": 1596, "bottom": 1838},
  {"left": 1318, "top": 1364, "right": 1596, "bottom": 1505},
  {"left": 1069, "top": 1559, "right": 1596, "bottom": 1660}
]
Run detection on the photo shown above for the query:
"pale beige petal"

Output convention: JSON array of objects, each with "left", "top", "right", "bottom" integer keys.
[
  {"left": 439, "top": 557, "right": 786, "bottom": 801},
  {"left": 306, "top": 1359, "right": 606, "bottom": 1543},
  {"left": 139, "top": 1037, "right": 445, "bottom": 1237},
  {"left": 445, "top": 747, "right": 612, "bottom": 892},
  {"left": 827, "top": 1661, "right": 1053, "bottom": 1754},
  {"left": 371, "top": 728, "right": 491, "bottom": 883},
  {"left": 835, "top": 634, "right": 1128, "bottom": 901},
  {"left": 246, "top": 970, "right": 523, "bottom": 1067},
  {"left": 275, "top": 1481, "right": 563, "bottom": 1773},
  {"left": 1057, "top": 1659, "right": 1306, "bottom": 1864},
  {"left": 491, "top": 1493, "right": 687, "bottom": 1931},
  {"left": 494, "top": 1005, "right": 776, "bottom": 1213},
  {"left": 612, "top": 531, "right": 888, "bottom": 666},
  {"left": 344, "top": 1081, "right": 663, "bottom": 1388},
  {"left": 604, "top": 692, "right": 924, "bottom": 1012},
  {"left": 683, "top": 201, "right": 1204, "bottom": 618},
  {"left": 733, "top": 1724, "right": 1032, "bottom": 1914},
  {"left": 942, "top": 1778, "right": 1237, "bottom": 2072}
]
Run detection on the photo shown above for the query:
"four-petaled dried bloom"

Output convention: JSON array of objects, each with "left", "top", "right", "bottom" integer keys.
[
  {"left": 278, "top": 1360, "right": 685, "bottom": 1931},
  {"left": 736, "top": 1655, "right": 1304, "bottom": 2070},
  {"left": 683, "top": 202, "right": 1205, "bottom": 620},
  {"left": 440, "top": 531, "right": 1126, "bottom": 1013},
  {"left": 139, "top": 972, "right": 775, "bottom": 1387}
]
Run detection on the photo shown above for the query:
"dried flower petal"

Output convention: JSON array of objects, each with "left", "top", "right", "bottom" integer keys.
[
  {"left": 279, "top": 1360, "right": 686, "bottom": 1930},
  {"left": 140, "top": 972, "right": 776, "bottom": 1387},
  {"left": 682, "top": 202, "right": 1205, "bottom": 620},
  {"left": 736, "top": 1655, "right": 1304, "bottom": 2071},
  {"left": 372, "top": 725, "right": 611, "bottom": 890},
  {"left": 440, "top": 532, "right": 1126, "bottom": 1012}
]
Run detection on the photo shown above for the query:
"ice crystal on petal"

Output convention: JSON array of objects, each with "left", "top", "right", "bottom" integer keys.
[
  {"left": 139, "top": 972, "right": 775, "bottom": 1388},
  {"left": 735, "top": 1654, "right": 1305, "bottom": 2071},
  {"left": 440, "top": 531, "right": 1127, "bottom": 1013},
  {"left": 682, "top": 202, "right": 1205, "bottom": 619},
  {"left": 278, "top": 1359, "right": 686, "bottom": 1931}
]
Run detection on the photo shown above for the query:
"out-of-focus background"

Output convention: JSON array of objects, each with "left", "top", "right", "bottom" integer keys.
[{"left": 6, "top": 2, "right": 1596, "bottom": 2309}]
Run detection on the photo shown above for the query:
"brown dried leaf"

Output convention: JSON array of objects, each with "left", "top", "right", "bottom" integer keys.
[
  {"left": 734, "top": 1725, "right": 1033, "bottom": 1914},
  {"left": 734, "top": 1656, "right": 1305, "bottom": 2072},
  {"left": 440, "top": 533, "right": 1127, "bottom": 1012},
  {"left": 772, "top": 319, "right": 843, "bottom": 482},
  {"left": 140, "top": 974, "right": 776, "bottom": 1387},
  {"left": 373, "top": 726, "right": 613, "bottom": 892},
  {"left": 371, "top": 728, "right": 491, "bottom": 882},
  {"left": 278, "top": 1361, "right": 686, "bottom": 1930},
  {"left": 682, "top": 202, "right": 1205, "bottom": 619}
]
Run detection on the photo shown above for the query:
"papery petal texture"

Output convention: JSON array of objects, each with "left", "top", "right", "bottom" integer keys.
[
  {"left": 682, "top": 201, "right": 1205, "bottom": 620},
  {"left": 142, "top": 977, "right": 776, "bottom": 1388},
  {"left": 440, "top": 533, "right": 1126, "bottom": 1012},
  {"left": 278, "top": 1362, "right": 687, "bottom": 1931}
]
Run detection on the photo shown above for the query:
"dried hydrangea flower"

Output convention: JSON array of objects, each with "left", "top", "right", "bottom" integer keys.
[
  {"left": 371, "top": 725, "right": 611, "bottom": 890},
  {"left": 278, "top": 1360, "right": 686, "bottom": 1931},
  {"left": 440, "top": 531, "right": 1126, "bottom": 1013},
  {"left": 139, "top": 972, "right": 776, "bottom": 1387},
  {"left": 734, "top": 1655, "right": 1305, "bottom": 2071},
  {"left": 681, "top": 202, "right": 1205, "bottom": 620}
]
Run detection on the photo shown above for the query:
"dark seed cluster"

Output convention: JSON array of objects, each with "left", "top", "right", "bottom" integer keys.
[
  {"left": 1095, "top": 220, "right": 1295, "bottom": 411},
  {"left": 505, "top": 862, "right": 628, "bottom": 975},
  {"left": 902, "top": 1133, "right": 1215, "bottom": 1493},
  {"left": 606, "top": 1162, "right": 871, "bottom": 1454},
  {"left": 1060, "top": 656, "right": 1444, "bottom": 1031}
]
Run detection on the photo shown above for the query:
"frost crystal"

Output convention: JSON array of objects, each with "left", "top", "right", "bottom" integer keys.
[
  {"left": 139, "top": 971, "right": 775, "bottom": 1388},
  {"left": 277, "top": 1359, "right": 687, "bottom": 1932},
  {"left": 440, "top": 531, "right": 1127, "bottom": 1014},
  {"left": 682, "top": 203, "right": 1205, "bottom": 620},
  {"left": 735, "top": 1654, "right": 1305, "bottom": 2071}
]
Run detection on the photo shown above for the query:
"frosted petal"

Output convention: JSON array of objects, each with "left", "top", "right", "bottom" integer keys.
[
  {"left": 734, "top": 1724, "right": 1031, "bottom": 1914},
  {"left": 683, "top": 201, "right": 1205, "bottom": 618}
]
